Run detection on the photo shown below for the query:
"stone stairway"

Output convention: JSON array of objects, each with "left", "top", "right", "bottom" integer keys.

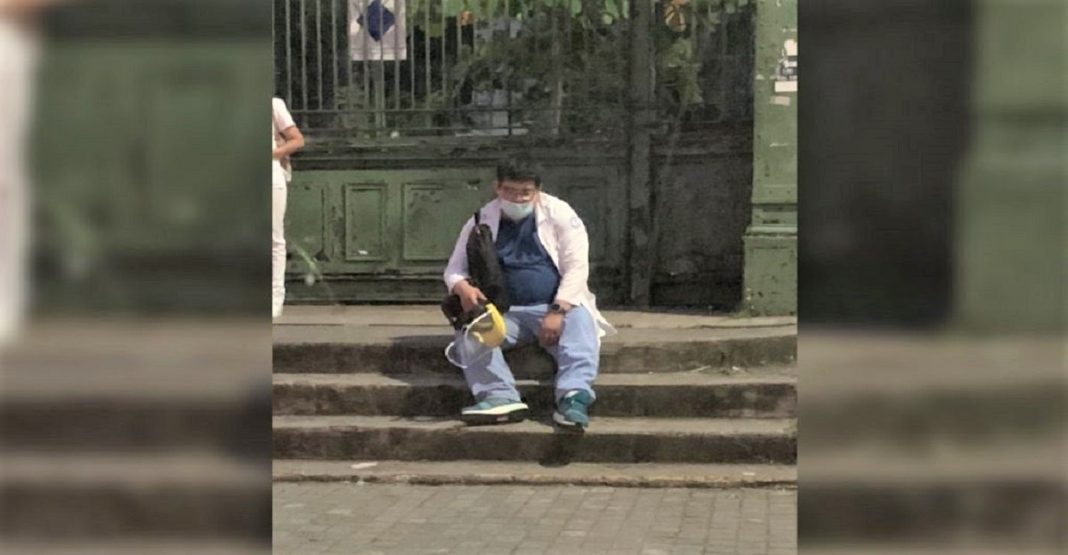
[
  {"left": 799, "top": 331, "right": 1067, "bottom": 548},
  {"left": 0, "top": 321, "right": 271, "bottom": 552},
  {"left": 272, "top": 307, "right": 798, "bottom": 484}
]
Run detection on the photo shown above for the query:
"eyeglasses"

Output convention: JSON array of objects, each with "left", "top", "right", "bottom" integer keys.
[{"left": 498, "top": 184, "right": 538, "bottom": 201}]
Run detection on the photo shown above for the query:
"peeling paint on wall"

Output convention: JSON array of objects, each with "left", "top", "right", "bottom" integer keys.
[
  {"left": 745, "top": 0, "right": 797, "bottom": 316},
  {"left": 774, "top": 38, "right": 798, "bottom": 93}
]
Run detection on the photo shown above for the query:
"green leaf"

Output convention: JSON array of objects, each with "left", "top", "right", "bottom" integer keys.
[
  {"left": 604, "top": 0, "right": 620, "bottom": 19},
  {"left": 291, "top": 243, "right": 324, "bottom": 281}
]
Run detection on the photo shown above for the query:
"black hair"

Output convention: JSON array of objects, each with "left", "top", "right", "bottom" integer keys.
[{"left": 496, "top": 156, "right": 542, "bottom": 187}]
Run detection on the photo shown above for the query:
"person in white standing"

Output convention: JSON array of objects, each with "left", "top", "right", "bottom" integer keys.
[
  {"left": 0, "top": 4, "right": 45, "bottom": 348},
  {"left": 272, "top": 97, "right": 304, "bottom": 319}
]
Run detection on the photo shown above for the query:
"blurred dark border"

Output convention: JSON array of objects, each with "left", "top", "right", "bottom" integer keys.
[
  {"left": 799, "top": 0, "right": 973, "bottom": 327},
  {"left": 798, "top": 0, "right": 1066, "bottom": 552},
  {"left": 4, "top": 1, "right": 274, "bottom": 551}
]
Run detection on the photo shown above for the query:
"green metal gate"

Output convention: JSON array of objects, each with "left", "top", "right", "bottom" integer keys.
[{"left": 275, "top": 0, "right": 755, "bottom": 306}]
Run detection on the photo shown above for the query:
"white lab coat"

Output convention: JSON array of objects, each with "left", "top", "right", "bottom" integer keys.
[{"left": 443, "top": 192, "right": 616, "bottom": 339}]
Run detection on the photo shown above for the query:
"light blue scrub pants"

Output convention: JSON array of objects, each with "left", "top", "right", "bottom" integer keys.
[{"left": 457, "top": 304, "right": 599, "bottom": 404}]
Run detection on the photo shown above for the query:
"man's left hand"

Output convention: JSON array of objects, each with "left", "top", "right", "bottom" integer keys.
[{"left": 539, "top": 312, "right": 564, "bottom": 347}]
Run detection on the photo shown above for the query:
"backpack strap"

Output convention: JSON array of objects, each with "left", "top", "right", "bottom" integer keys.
[{"left": 473, "top": 210, "right": 481, "bottom": 226}]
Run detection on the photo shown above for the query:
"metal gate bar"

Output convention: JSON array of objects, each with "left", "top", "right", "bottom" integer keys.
[
  {"left": 276, "top": 0, "right": 753, "bottom": 141},
  {"left": 276, "top": 0, "right": 635, "bottom": 140}
]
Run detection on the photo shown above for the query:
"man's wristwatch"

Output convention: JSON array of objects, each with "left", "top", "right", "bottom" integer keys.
[{"left": 548, "top": 303, "right": 567, "bottom": 315}]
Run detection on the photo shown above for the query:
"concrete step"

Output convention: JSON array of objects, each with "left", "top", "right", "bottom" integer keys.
[
  {"left": 802, "top": 331, "right": 1066, "bottom": 447},
  {"left": 274, "top": 305, "right": 797, "bottom": 329},
  {"left": 0, "top": 541, "right": 267, "bottom": 555},
  {"left": 273, "top": 459, "right": 797, "bottom": 488},
  {"left": 273, "top": 370, "right": 796, "bottom": 418},
  {"left": 273, "top": 325, "right": 796, "bottom": 376},
  {"left": 2, "top": 319, "right": 270, "bottom": 453},
  {"left": 0, "top": 452, "right": 269, "bottom": 541},
  {"left": 272, "top": 415, "right": 796, "bottom": 464},
  {"left": 795, "top": 333, "right": 1066, "bottom": 547},
  {"left": 804, "top": 549, "right": 1062, "bottom": 555},
  {"left": 799, "top": 443, "right": 1067, "bottom": 546},
  {"left": 0, "top": 398, "right": 268, "bottom": 454}
]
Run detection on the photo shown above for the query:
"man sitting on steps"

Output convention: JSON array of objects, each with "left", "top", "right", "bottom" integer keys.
[{"left": 443, "top": 157, "right": 615, "bottom": 430}]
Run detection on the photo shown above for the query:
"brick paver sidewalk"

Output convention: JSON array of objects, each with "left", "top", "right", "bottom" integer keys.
[{"left": 274, "top": 483, "right": 796, "bottom": 555}]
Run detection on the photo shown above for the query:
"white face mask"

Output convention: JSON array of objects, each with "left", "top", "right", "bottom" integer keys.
[{"left": 500, "top": 199, "right": 534, "bottom": 221}]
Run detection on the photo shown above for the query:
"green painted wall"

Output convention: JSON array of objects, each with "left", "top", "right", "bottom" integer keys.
[
  {"left": 743, "top": 0, "right": 797, "bottom": 315},
  {"left": 32, "top": 41, "right": 271, "bottom": 311},
  {"left": 955, "top": 0, "right": 1066, "bottom": 331}
]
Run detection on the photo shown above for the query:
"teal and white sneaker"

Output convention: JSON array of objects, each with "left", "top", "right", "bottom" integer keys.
[
  {"left": 460, "top": 397, "right": 529, "bottom": 425},
  {"left": 553, "top": 390, "right": 593, "bottom": 431}
]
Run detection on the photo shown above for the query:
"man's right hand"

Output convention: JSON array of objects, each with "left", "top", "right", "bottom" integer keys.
[{"left": 455, "top": 281, "right": 487, "bottom": 313}]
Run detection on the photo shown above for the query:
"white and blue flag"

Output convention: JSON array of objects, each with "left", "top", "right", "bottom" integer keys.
[{"left": 350, "top": 0, "right": 407, "bottom": 61}]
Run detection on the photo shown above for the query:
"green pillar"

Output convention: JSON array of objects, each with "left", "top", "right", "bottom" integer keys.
[
  {"left": 744, "top": 0, "right": 797, "bottom": 315},
  {"left": 627, "top": 0, "right": 656, "bottom": 307},
  {"left": 955, "top": 0, "right": 1066, "bottom": 332}
]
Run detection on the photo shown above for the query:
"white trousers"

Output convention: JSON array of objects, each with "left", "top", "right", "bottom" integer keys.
[
  {"left": 0, "top": 174, "right": 28, "bottom": 347},
  {"left": 272, "top": 184, "right": 287, "bottom": 314},
  {"left": 0, "top": 20, "right": 35, "bottom": 347}
]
